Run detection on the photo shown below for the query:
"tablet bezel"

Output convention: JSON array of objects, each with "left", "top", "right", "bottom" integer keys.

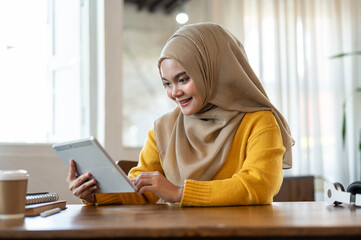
[{"left": 52, "top": 137, "right": 137, "bottom": 193}]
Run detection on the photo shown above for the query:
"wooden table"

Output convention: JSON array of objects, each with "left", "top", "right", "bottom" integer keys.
[{"left": 0, "top": 202, "right": 360, "bottom": 239}]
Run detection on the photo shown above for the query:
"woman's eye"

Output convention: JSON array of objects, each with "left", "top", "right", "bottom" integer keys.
[
  {"left": 162, "top": 82, "right": 171, "bottom": 87},
  {"left": 179, "top": 77, "right": 190, "bottom": 83}
]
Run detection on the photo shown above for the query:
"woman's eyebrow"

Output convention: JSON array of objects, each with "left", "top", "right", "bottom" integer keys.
[
  {"left": 162, "top": 71, "right": 187, "bottom": 81},
  {"left": 174, "top": 71, "right": 187, "bottom": 79}
]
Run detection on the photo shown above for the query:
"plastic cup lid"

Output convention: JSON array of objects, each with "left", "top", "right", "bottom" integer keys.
[{"left": 0, "top": 170, "right": 29, "bottom": 180}]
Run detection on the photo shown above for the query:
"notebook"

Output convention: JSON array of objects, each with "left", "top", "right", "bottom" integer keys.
[
  {"left": 26, "top": 192, "right": 59, "bottom": 205},
  {"left": 25, "top": 200, "right": 67, "bottom": 217}
]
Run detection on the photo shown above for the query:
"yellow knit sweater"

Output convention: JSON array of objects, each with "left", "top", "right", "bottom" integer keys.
[{"left": 88, "top": 110, "right": 285, "bottom": 206}]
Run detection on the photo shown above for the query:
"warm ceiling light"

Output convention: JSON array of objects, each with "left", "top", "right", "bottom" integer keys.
[{"left": 176, "top": 12, "right": 189, "bottom": 24}]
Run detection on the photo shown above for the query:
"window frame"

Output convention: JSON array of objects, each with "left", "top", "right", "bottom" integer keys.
[
  {"left": 102, "top": 0, "right": 141, "bottom": 161},
  {"left": 0, "top": 0, "right": 141, "bottom": 162}
]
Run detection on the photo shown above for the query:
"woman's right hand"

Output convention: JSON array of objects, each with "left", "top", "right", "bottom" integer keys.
[{"left": 66, "top": 159, "right": 98, "bottom": 203}]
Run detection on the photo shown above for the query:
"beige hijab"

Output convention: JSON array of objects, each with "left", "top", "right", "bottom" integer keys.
[{"left": 155, "top": 23, "right": 293, "bottom": 186}]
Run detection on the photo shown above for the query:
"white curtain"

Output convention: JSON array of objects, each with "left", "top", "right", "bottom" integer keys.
[{"left": 213, "top": 0, "right": 361, "bottom": 186}]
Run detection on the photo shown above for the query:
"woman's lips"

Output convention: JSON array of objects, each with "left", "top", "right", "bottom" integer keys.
[{"left": 178, "top": 97, "right": 192, "bottom": 107}]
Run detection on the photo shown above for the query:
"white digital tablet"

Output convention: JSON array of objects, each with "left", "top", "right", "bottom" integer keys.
[{"left": 52, "top": 137, "right": 137, "bottom": 193}]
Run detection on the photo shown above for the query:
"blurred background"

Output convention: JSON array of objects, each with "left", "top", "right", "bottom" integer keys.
[{"left": 0, "top": 0, "right": 360, "bottom": 203}]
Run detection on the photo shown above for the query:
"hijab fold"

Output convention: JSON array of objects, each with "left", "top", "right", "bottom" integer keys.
[{"left": 155, "top": 23, "right": 293, "bottom": 186}]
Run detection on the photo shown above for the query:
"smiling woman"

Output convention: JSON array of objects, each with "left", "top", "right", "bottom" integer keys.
[
  {"left": 67, "top": 22, "right": 292, "bottom": 207},
  {"left": 160, "top": 59, "right": 203, "bottom": 116}
]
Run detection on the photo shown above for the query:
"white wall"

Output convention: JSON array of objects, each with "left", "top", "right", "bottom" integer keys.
[{"left": 0, "top": 145, "right": 79, "bottom": 203}]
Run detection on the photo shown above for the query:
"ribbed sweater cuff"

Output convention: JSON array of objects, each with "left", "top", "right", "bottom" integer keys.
[
  {"left": 180, "top": 179, "right": 211, "bottom": 206},
  {"left": 81, "top": 199, "right": 95, "bottom": 206}
]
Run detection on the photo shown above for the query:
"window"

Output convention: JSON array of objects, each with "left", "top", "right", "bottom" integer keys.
[
  {"left": 121, "top": 4, "right": 176, "bottom": 147},
  {"left": 0, "top": 0, "right": 90, "bottom": 143}
]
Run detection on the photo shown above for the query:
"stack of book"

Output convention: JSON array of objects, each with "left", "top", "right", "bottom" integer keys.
[{"left": 25, "top": 192, "right": 67, "bottom": 217}]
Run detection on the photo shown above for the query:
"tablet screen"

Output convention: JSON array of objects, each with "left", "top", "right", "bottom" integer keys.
[{"left": 53, "top": 137, "right": 137, "bottom": 193}]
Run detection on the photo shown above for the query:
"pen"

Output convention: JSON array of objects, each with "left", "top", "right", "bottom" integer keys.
[{"left": 40, "top": 208, "right": 61, "bottom": 217}]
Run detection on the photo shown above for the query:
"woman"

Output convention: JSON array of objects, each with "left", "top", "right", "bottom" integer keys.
[{"left": 67, "top": 22, "right": 293, "bottom": 206}]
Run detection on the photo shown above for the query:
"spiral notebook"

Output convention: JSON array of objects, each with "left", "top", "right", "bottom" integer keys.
[{"left": 26, "top": 192, "right": 59, "bottom": 205}]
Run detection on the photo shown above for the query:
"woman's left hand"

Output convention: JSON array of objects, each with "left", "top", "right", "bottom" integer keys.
[{"left": 134, "top": 171, "right": 184, "bottom": 203}]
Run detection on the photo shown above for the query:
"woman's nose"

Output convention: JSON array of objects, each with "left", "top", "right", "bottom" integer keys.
[{"left": 172, "top": 85, "right": 183, "bottom": 98}]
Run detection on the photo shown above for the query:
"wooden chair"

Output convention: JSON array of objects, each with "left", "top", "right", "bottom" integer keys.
[
  {"left": 116, "top": 160, "right": 138, "bottom": 174},
  {"left": 273, "top": 175, "right": 315, "bottom": 202}
]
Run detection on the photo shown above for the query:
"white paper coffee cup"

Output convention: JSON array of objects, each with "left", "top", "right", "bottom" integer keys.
[{"left": 0, "top": 170, "right": 29, "bottom": 220}]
